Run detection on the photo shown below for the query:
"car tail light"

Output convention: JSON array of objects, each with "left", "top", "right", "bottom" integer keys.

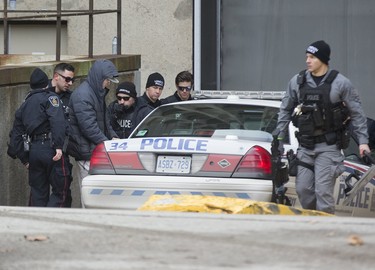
[
  {"left": 89, "top": 143, "right": 116, "bottom": 174},
  {"left": 232, "top": 145, "right": 272, "bottom": 179}
]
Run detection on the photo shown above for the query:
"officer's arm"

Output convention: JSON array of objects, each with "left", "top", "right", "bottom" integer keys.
[
  {"left": 339, "top": 79, "right": 368, "bottom": 145},
  {"left": 276, "top": 77, "right": 299, "bottom": 134},
  {"left": 45, "top": 94, "right": 66, "bottom": 149}
]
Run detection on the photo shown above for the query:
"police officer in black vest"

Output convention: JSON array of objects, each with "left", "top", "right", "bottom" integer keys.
[
  {"left": 107, "top": 81, "right": 138, "bottom": 138},
  {"left": 107, "top": 81, "right": 170, "bottom": 139},
  {"left": 275, "top": 40, "right": 370, "bottom": 214},
  {"left": 16, "top": 68, "right": 71, "bottom": 207}
]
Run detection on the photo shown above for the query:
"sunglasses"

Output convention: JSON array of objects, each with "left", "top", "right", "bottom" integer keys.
[
  {"left": 117, "top": 96, "right": 131, "bottom": 101},
  {"left": 177, "top": 86, "right": 192, "bottom": 91},
  {"left": 57, "top": 73, "right": 75, "bottom": 83}
]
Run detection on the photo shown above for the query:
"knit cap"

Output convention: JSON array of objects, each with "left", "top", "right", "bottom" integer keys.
[
  {"left": 116, "top": 81, "right": 137, "bottom": 98},
  {"left": 30, "top": 68, "right": 49, "bottom": 89},
  {"left": 306, "top": 40, "right": 331, "bottom": 65},
  {"left": 146, "top": 72, "right": 165, "bottom": 88}
]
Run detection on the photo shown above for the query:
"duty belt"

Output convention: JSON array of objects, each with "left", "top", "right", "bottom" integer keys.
[{"left": 32, "top": 132, "right": 51, "bottom": 141}]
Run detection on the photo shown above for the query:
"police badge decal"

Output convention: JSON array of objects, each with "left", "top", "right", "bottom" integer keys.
[{"left": 48, "top": 96, "right": 60, "bottom": 107}]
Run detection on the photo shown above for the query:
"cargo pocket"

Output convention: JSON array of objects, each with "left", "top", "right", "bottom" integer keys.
[{"left": 329, "top": 155, "right": 345, "bottom": 181}]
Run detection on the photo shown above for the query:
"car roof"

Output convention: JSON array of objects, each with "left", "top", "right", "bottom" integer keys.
[{"left": 160, "top": 96, "right": 282, "bottom": 108}]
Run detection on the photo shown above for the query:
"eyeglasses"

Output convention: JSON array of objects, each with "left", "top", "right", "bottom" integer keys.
[
  {"left": 57, "top": 73, "right": 75, "bottom": 83},
  {"left": 177, "top": 86, "right": 192, "bottom": 91},
  {"left": 117, "top": 96, "right": 131, "bottom": 101}
]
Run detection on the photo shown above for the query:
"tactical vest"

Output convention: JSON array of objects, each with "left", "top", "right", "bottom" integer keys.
[{"left": 295, "top": 70, "right": 346, "bottom": 137}]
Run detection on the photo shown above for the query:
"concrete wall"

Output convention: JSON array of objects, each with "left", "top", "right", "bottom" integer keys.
[
  {"left": 0, "top": 0, "right": 193, "bottom": 97},
  {"left": 0, "top": 55, "right": 141, "bottom": 207}
]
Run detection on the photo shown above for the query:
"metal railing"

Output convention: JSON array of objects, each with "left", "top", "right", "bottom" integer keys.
[{"left": 0, "top": 0, "right": 122, "bottom": 60}]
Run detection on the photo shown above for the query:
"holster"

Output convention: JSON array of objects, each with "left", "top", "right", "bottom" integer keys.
[
  {"left": 324, "top": 132, "right": 337, "bottom": 145},
  {"left": 287, "top": 150, "right": 298, "bottom": 177},
  {"left": 336, "top": 128, "right": 350, "bottom": 149},
  {"left": 22, "top": 134, "right": 30, "bottom": 152}
]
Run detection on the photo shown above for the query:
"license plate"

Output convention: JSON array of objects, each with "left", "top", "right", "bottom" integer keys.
[{"left": 156, "top": 156, "right": 191, "bottom": 173}]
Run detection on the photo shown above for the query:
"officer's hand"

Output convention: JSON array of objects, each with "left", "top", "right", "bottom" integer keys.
[
  {"left": 53, "top": 149, "right": 63, "bottom": 161},
  {"left": 359, "top": 144, "right": 370, "bottom": 157}
]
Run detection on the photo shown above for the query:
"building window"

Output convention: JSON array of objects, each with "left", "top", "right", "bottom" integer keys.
[{"left": 0, "top": 21, "right": 67, "bottom": 54}]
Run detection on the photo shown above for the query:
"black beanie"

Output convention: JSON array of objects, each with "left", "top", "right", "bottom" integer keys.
[
  {"left": 30, "top": 68, "right": 49, "bottom": 89},
  {"left": 146, "top": 72, "right": 165, "bottom": 88},
  {"left": 116, "top": 81, "right": 137, "bottom": 98},
  {"left": 306, "top": 40, "right": 331, "bottom": 65}
]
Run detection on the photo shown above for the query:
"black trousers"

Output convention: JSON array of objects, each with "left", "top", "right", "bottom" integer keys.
[{"left": 28, "top": 140, "right": 72, "bottom": 207}]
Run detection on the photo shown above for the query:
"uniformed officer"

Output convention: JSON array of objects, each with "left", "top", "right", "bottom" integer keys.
[
  {"left": 107, "top": 81, "right": 138, "bottom": 138},
  {"left": 138, "top": 72, "right": 165, "bottom": 109},
  {"left": 275, "top": 40, "right": 370, "bottom": 214},
  {"left": 49, "top": 62, "right": 76, "bottom": 207},
  {"left": 161, "top": 71, "right": 194, "bottom": 105},
  {"left": 49, "top": 62, "right": 75, "bottom": 118},
  {"left": 15, "top": 68, "right": 71, "bottom": 207}
]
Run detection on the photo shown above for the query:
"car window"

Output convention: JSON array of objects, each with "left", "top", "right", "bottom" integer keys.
[{"left": 132, "top": 103, "right": 289, "bottom": 143}]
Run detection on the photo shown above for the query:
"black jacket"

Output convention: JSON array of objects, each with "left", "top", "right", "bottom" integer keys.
[
  {"left": 48, "top": 80, "right": 72, "bottom": 119},
  {"left": 138, "top": 92, "right": 161, "bottom": 108},
  {"left": 107, "top": 99, "right": 156, "bottom": 138},
  {"left": 9, "top": 88, "right": 66, "bottom": 164},
  {"left": 160, "top": 91, "right": 192, "bottom": 105},
  {"left": 22, "top": 89, "right": 66, "bottom": 148},
  {"left": 107, "top": 100, "right": 137, "bottom": 139}
]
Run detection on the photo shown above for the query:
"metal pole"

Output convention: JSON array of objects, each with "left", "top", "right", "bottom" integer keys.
[
  {"left": 56, "top": 0, "right": 62, "bottom": 61},
  {"left": 216, "top": 0, "right": 221, "bottom": 90},
  {"left": 193, "top": 0, "right": 201, "bottom": 91},
  {"left": 117, "top": 0, "right": 122, "bottom": 54},
  {"left": 3, "top": 0, "right": 9, "bottom": 54},
  {"left": 89, "top": 0, "right": 94, "bottom": 58}
]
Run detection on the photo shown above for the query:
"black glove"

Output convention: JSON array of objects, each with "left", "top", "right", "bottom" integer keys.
[{"left": 363, "top": 151, "right": 375, "bottom": 166}]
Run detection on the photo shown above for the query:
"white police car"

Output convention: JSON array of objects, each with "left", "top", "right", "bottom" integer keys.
[{"left": 81, "top": 91, "right": 375, "bottom": 217}]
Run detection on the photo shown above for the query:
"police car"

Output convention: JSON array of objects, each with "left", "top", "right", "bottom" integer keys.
[{"left": 81, "top": 91, "right": 375, "bottom": 217}]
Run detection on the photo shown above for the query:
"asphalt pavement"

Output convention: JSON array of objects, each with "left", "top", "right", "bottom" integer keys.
[{"left": 1, "top": 206, "right": 375, "bottom": 270}]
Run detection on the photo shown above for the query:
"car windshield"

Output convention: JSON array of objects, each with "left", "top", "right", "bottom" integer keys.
[{"left": 132, "top": 103, "right": 285, "bottom": 142}]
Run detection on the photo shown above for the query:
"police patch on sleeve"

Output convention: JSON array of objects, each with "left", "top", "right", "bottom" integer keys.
[{"left": 48, "top": 96, "right": 60, "bottom": 107}]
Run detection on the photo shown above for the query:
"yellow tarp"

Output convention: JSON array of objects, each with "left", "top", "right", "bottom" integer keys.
[{"left": 138, "top": 195, "right": 333, "bottom": 216}]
